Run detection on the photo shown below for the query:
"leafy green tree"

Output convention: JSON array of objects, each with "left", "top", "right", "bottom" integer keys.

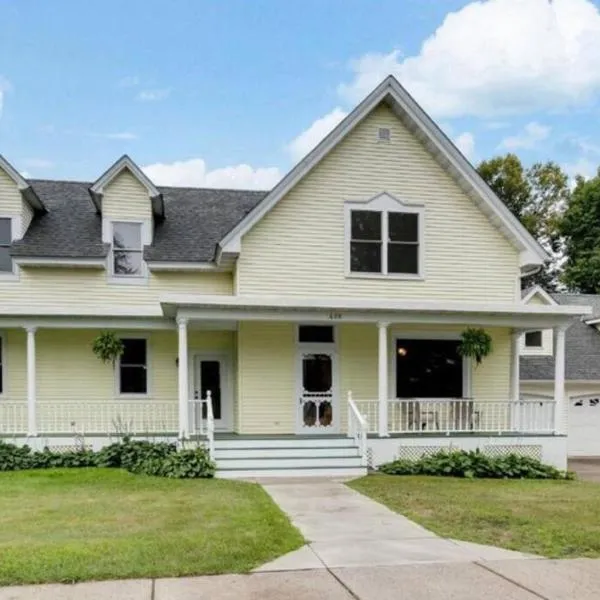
[
  {"left": 477, "top": 154, "right": 569, "bottom": 290},
  {"left": 561, "top": 170, "right": 600, "bottom": 293}
]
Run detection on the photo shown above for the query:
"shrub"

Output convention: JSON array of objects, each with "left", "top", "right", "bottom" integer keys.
[
  {"left": 379, "top": 449, "right": 574, "bottom": 480},
  {"left": 0, "top": 439, "right": 215, "bottom": 479}
]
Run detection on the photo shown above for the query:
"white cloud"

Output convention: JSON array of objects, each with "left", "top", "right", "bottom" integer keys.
[
  {"left": 118, "top": 75, "right": 140, "bottom": 88},
  {"left": 499, "top": 121, "right": 551, "bottom": 150},
  {"left": 22, "top": 158, "right": 54, "bottom": 169},
  {"left": 142, "top": 158, "right": 282, "bottom": 190},
  {"left": 286, "top": 107, "right": 348, "bottom": 162},
  {"left": 338, "top": 0, "right": 600, "bottom": 118},
  {"left": 0, "top": 76, "right": 12, "bottom": 120},
  {"left": 564, "top": 157, "right": 598, "bottom": 182},
  {"left": 454, "top": 132, "right": 476, "bottom": 160},
  {"left": 137, "top": 88, "right": 171, "bottom": 102}
]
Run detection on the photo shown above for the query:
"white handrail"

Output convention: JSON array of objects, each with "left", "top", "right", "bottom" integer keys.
[
  {"left": 347, "top": 391, "right": 368, "bottom": 467},
  {"left": 205, "top": 390, "right": 215, "bottom": 460}
]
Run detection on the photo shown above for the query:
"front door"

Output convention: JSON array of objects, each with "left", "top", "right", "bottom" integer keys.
[
  {"left": 192, "top": 355, "right": 230, "bottom": 431},
  {"left": 296, "top": 347, "right": 338, "bottom": 433}
]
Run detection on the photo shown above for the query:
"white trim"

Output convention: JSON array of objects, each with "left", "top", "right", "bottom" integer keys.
[
  {"left": 0, "top": 317, "right": 174, "bottom": 330},
  {"left": 0, "top": 331, "right": 6, "bottom": 398},
  {"left": 116, "top": 334, "right": 151, "bottom": 399},
  {"left": 13, "top": 257, "right": 106, "bottom": 269},
  {"left": 218, "top": 76, "right": 547, "bottom": 271},
  {"left": 147, "top": 261, "right": 227, "bottom": 272},
  {"left": 344, "top": 192, "right": 425, "bottom": 280},
  {"left": 522, "top": 286, "right": 558, "bottom": 306},
  {"left": 26, "top": 326, "right": 36, "bottom": 436},
  {"left": 190, "top": 351, "right": 234, "bottom": 431},
  {"left": 177, "top": 317, "right": 189, "bottom": 437}
]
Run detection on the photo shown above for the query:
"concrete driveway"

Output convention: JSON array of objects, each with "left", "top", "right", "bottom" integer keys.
[
  {"left": 2, "top": 560, "right": 600, "bottom": 599},
  {"left": 568, "top": 458, "right": 600, "bottom": 482}
]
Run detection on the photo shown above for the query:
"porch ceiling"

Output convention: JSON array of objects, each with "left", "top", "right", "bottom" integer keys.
[{"left": 161, "top": 294, "right": 591, "bottom": 329}]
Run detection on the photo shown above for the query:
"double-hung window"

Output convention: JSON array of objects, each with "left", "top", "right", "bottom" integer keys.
[
  {"left": 111, "top": 222, "right": 143, "bottom": 277},
  {"left": 349, "top": 206, "right": 421, "bottom": 276},
  {"left": 0, "top": 218, "right": 13, "bottom": 273},
  {"left": 119, "top": 338, "right": 147, "bottom": 395}
]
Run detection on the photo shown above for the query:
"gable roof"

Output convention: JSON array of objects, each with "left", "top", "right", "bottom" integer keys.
[
  {"left": 89, "top": 155, "right": 165, "bottom": 220},
  {"left": 218, "top": 75, "right": 548, "bottom": 272},
  {"left": 10, "top": 179, "right": 266, "bottom": 261},
  {"left": 0, "top": 154, "right": 46, "bottom": 213},
  {"left": 521, "top": 294, "right": 600, "bottom": 381},
  {"left": 521, "top": 286, "right": 558, "bottom": 305}
]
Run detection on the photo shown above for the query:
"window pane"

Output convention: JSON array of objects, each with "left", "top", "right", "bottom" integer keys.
[
  {"left": 120, "top": 366, "right": 147, "bottom": 394},
  {"left": 113, "top": 222, "right": 142, "bottom": 249},
  {"left": 299, "top": 325, "right": 334, "bottom": 343},
  {"left": 351, "top": 241, "right": 381, "bottom": 273},
  {"left": 201, "top": 361, "right": 221, "bottom": 419},
  {"left": 121, "top": 339, "right": 147, "bottom": 365},
  {"left": 0, "top": 219, "right": 11, "bottom": 244},
  {"left": 525, "top": 331, "right": 542, "bottom": 347},
  {"left": 113, "top": 251, "right": 142, "bottom": 275},
  {"left": 389, "top": 212, "right": 418, "bottom": 242},
  {"left": 351, "top": 211, "right": 381, "bottom": 241},
  {"left": 302, "top": 354, "right": 332, "bottom": 392},
  {"left": 0, "top": 247, "right": 12, "bottom": 272},
  {"left": 388, "top": 244, "right": 418, "bottom": 274}
]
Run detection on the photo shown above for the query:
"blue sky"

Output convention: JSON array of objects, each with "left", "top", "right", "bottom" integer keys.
[{"left": 1, "top": 0, "right": 600, "bottom": 188}]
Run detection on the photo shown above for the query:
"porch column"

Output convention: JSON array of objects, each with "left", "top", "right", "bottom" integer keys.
[
  {"left": 510, "top": 330, "right": 521, "bottom": 402},
  {"left": 553, "top": 325, "right": 567, "bottom": 434},
  {"left": 26, "top": 326, "right": 37, "bottom": 437},
  {"left": 177, "top": 317, "right": 189, "bottom": 439},
  {"left": 377, "top": 321, "right": 389, "bottom": 437}
]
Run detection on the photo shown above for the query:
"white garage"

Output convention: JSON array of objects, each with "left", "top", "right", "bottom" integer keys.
[{"left": 568, "top": 395, "right": 600, "bottom": 457}]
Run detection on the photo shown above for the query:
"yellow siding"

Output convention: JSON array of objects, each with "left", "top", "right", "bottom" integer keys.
[
  {"left": 22, "top": 201, "right": 34, "bottom": 236},
  {"left": 3, "top": 329, "right": 27, "bottom": 402},
  {"left": 237, "top": 321, "right": 295, "bottom": 434},
  {"left": 0, "top": 269, "right": 233, "bottom": 315},
  {"left": 102, "top": 169, "right": 152, "bottom": 221},
  {"left": 0, "top": 169, "right": 22, "bottom": 214},
  {"left": 237, "top": 104, "right": 520, "bottom": 302}
]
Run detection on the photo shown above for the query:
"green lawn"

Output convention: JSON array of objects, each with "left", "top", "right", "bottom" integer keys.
[
  {"left": 349, "top": 474, "right": 600, "bottom": 559},
  {"left": 0, "top": 469, "right": 304, "bottom": 585}
]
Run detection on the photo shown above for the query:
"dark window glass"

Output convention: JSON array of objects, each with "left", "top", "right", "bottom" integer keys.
[
  {"left": 389, "top": 213, "right": 418, "bottom": 242},
  {"left": 113, "top": 251, "right": 143, "bottom": 275},
  {"left": 396, "top": 339, "right": 463, "bottom": 398},
  {"left": 388, "top": 244, "right": 418, "bottom": 274},
  {"left": 525, "top": 331, "right": 542, "bottom": 347},
  {"left": 302, "top": 354, "right": 332, "bottom": 393},
  {"left": 112, "top": 222, "right": 143, "bottom": 276},
  {"left": 299, "top": 325, "right": 334, "bottom": 343},
  {"left": 119, "top": 338, "right": 147, "bottom": 394},
  {"left": 0, "top": 218, "right": 12, "bottom": 273},
  {"left": 351, "top": 211, "right": 381, "bottom": 241},
  {"left": 351, "top": 242, "right": 381, "bottom": 272},
  {"left": 201, "top": 361, "right": 221, "bottom": 420}
]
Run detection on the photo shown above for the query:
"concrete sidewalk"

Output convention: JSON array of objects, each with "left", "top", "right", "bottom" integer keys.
[
  {"left": 2, "top": 560, "right": 600, "bottom": 599},
  {"left": 258, "top": 479, "right": 536, "bottom": 569}
]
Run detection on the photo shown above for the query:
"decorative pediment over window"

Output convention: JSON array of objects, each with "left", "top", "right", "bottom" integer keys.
[{"left": 344, "top": 192, "right": 425, "bottom": 279}]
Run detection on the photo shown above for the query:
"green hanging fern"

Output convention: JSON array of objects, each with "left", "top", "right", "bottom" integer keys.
[
  {"left": 92, "top": 331, "right": 125, "bottom": 365},
  {"left": 457, "top": 328, "right": 493, "bottom": 366}
]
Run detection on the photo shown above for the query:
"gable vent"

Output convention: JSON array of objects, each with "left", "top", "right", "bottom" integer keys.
[{"left": 377, "top": 127, "right": 391, "bottom": 142}]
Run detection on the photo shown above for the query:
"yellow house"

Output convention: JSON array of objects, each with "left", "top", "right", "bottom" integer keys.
[{"left": 0, "top": 76, "right": 588, "bottom": 476}]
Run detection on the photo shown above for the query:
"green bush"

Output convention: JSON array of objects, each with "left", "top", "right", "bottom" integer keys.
[
  {"left": 379, "top": 449, "right": 574, "bottom": 480},
  {"left": 0, "top": 438, "right": 214, "bottom": 479}
]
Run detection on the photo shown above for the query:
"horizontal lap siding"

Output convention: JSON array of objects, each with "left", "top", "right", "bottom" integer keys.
[
  {"left": 0, "top": 169, "right": 23, "bottom": 214},
  {"left": 103, "top": 170, "right": 152, "bottom": 221},
  {"left": 237, "top": 105, "right": 519, "bottom": 301}
]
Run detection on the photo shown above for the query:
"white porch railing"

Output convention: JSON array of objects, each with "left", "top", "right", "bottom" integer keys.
[
  {"left": 0, "top": 402, "right": 28, "bottom": 435},
  {"left": 347, "top": 392, "right": 368, "bottom": 466},
  {"left": 35, "top": 401, "right": 179, "bottom": 435},
  {"left": 187, "top": 392, "right": 215, "bottom": 459},
  {"left": 354, "top": 398, "right": 556, "bottom": 435}
]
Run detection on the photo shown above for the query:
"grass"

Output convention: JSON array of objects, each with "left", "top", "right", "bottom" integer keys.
[
  {"left": 0, "top": 468, "right": 304, "bottom": 586},
  {"left": 349, "top": 474, "right": 600, "bottom": 559}
]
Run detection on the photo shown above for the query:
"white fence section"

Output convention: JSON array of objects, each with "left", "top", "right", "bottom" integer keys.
[
  {"left": 187, "top": 392, "right": 215, "bottom": 458},
  {"left": 0, "top": 402, "right": 28, "bottom": 435},
  {"left": 36, "top": 401, "right": 179, "bottom": 435},
  {"left": 347, "top": 392, "right": 368, "bottom": 466},
  {"left": 353, "top": 398, "right": 556, "bottom": 435}
]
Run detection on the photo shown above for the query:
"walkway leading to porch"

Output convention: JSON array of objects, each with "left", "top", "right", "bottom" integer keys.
[{"left": 257, "top": 479, "right": 537, "bottom": 570}]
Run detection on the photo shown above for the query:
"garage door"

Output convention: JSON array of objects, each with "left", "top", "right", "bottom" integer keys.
[{"left": 569, "top": 395, "right": 600, "bottom": 457}]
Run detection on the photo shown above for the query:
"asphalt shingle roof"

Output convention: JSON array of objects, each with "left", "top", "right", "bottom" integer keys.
[
  {"left": 520, "top": 294, "right": 600, "bottom": 381},
  {"left": 10, "top": 179, "right": 267, "bottom": 261}
]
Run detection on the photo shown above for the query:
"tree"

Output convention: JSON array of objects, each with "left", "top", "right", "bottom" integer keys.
[
  {"left": 561, "top": 170, "right": 600, "bottom": 293},
  {"left": 477, "top": 154, "right": 569, "bottom": 290}
]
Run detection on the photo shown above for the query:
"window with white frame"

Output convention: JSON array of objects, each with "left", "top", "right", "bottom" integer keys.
[
  {"left": 119, "top": 338, "right": 147, "bottom": 394},
  {"left": 0, "top": 218, "right": 13, "bottom": 272},
  {"left": 349, "top": 209, "right": 420, "bottom": 275},
  {"left": 111, "top": 222, "right": 143, "bottom": 277}
]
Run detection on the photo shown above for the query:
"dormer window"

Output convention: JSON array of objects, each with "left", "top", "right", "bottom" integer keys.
[
  {"left": 0, "top": 218, "right": 12, "bottom": 272},
  {"left": 346, "top": 194, "right": 424, "bottom": 278},
  {"left": 111, "top": 221, "right": 143, "bottom": 277}
]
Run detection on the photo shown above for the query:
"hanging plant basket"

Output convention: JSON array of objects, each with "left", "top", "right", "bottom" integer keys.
[
  {"left": 457, "top": 328, "right": 493, "bottom": 366},
  {"left": 92, "top": 331, "right": 124, "bottom": 365}
]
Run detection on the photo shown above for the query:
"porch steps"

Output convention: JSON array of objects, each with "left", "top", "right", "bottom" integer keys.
[{"left": 213, "top": 436, "right": 367, "bottom": 479}]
